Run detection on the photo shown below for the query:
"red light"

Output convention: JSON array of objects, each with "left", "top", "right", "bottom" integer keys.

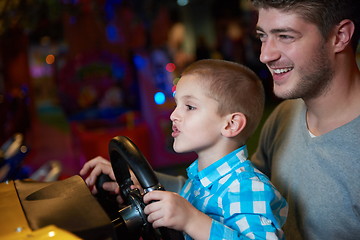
[{"left": 165, "top": 63, "right": 176, "bottom": 72}]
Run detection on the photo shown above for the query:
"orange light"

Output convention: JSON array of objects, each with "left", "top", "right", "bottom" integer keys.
[{"left": 46, "top": 54, "right": 55, "bottom": 64}]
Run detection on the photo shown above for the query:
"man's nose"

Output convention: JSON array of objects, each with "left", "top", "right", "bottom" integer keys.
[{"left": 259, "top": 38, "right": 281, "bottom": 64}]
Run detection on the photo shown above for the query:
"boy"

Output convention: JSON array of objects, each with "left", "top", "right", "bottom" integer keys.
[{"left": 81, "top": 59, "right": 288, "bottom": 239}]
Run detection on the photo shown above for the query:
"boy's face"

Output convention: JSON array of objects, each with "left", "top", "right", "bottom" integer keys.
[
  {"left": 256, "top": 8, "right": 333, "bottom": 100},
  {"left": 170, "top": 74, "right": 227, "bottom": 155}
]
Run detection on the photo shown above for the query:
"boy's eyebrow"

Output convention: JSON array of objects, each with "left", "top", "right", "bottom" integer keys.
[
  {"left": 175, "top": 94, "right": 199, "bottom": 102},
  {"left": 256, "top": 26, "right": 301, "bottom": 35},
  {"left": 182, "top": 95, "right": 198, "bottom": 101}
]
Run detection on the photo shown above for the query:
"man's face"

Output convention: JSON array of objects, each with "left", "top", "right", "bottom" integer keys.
[{"left": 256, "top": 8, "right": 333, "bottom": 100}]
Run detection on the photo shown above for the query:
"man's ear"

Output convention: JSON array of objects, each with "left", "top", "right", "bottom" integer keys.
[
  {"left": 222, "top": 112, "right": 246, "bottom": 138},
  {"left": 333, "top": 19, "right": 355, "bottom": 53}
]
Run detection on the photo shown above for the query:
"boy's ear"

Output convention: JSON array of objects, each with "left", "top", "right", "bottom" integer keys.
[
  {"left": 222, "top": 112, "right": 246, "bottom": 137},
  {"left": 333, "top": 19, "right": 355, "bottom": 53}
]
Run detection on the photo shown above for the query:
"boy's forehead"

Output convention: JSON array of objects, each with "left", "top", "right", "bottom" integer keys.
[
  {"left": 176, "top": 75, "right": 213, "bottom": 99},
  {"left": 178, "top": 74, "right": 206, "bottom": 87}
]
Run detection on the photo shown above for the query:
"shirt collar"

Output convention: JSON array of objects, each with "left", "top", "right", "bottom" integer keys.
[{"left": 186, "top": 145, "right": 248, "bottom": 188}]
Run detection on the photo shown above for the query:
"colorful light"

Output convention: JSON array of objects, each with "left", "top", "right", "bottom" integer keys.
[
  {"left": 154, "top": 92, "right": 166, "bottom": 105},
  {"left": 165, "top": 63, "right": 176, "bottom": 72},
  {"left": 133, "top": 55, "right": 146, "bottom": 70},
  {"left": 106, "top": 24, "right": 119, "bottom": 42},
  {"left": 46, "top": 54, "right": 55, "bottom": 64},
  {"left": 177, "top": 0, "right": 189, "bottom": 6}
]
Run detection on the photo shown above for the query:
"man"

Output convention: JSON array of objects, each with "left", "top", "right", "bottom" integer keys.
[{"left": 250, "top": 0, "right": 360, "bottom": 239}]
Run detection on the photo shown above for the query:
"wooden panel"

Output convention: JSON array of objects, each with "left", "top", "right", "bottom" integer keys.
[{"left": 0, "top": 180, "right": 31, "bottom": 238}]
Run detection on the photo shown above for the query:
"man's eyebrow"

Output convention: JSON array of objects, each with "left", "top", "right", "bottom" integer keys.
[
  {"left": 256, "top": 26, "right": 301, "bottom": 35},
  {"left": 256, "top": 26, "right": 265, "bottom": 32}
]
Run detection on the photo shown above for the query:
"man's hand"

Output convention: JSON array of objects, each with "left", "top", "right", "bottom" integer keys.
[
  {"left": 80, "top": 156, "right": 119, "bottom": 193},
  {"left": 79, "top": 156, "right": 142, "bottom": 203}
]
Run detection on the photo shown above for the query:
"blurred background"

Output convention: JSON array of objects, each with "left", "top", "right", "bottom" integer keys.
[{"left": 2, "top": 0, "right": 358, "bottom": 181}]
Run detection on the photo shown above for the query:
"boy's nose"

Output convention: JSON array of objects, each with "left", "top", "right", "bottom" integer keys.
[{"left": 170, "top": 108, "right": 177, "bottom": 121}]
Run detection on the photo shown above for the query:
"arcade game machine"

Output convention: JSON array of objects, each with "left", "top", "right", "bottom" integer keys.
[
  {"left": 57, "top": 51, "right": 152, "bottom": 172},
  {"left": 0, "top": 136, "right": 185, "bottom": 240}
]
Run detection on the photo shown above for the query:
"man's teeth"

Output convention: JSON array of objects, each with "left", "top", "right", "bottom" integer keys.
[{"left": 273, "top": 68, "right": 292, "bottom": 74}]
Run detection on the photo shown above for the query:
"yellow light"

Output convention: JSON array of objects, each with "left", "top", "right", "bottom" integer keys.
[
  {"left": 48, "top": 230, "right": 56, "bottom": 237},
  {"left": 20, "top": 145, "right": 28, "bottom": 154}
]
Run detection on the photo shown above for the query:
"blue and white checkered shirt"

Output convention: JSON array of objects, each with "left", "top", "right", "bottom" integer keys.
[{"left": 180, "top": 145, "right": 288, "bottom": 239}]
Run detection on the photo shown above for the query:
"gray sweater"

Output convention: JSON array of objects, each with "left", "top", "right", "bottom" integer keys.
[{"left": 252, "top": 99, "right": 360, "bottom": 239}]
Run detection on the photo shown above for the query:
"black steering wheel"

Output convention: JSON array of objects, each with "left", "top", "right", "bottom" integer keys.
[{"left": 96, "top": 136, "right": 184, "bottom": 240}]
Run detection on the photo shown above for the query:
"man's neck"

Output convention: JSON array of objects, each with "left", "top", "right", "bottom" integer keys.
[{"left": 305, "top": 64, "right": 360, "bottom": 136}]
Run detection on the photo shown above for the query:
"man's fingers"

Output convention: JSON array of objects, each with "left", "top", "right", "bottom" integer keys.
[
  {"left": 103, "top": 181, "right": 120, "bottom": 193},
  {"left": 91, "top": 186, "right": 99, "bottom": 194},
  {"left": 84, "top": 164, "right": 115, "bottom": 186},
  {"left": 79, "top": 156, "right": 110, "bottom": 176}
]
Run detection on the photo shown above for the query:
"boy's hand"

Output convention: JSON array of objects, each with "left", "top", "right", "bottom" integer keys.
[
  {"left": 143, "top": 190, "right": 192, "bottom": 231},
  {"left": 143, "top": 190, "right": 212, "bottom": 239}
]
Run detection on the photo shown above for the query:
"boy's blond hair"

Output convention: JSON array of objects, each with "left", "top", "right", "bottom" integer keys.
[{"left": 181, "top": 59, "right": 265, "bottom": 142}]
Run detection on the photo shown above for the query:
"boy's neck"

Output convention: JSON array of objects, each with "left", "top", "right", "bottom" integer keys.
[{"left": 196, "top": 143, "right": 242, "bottom": 171}]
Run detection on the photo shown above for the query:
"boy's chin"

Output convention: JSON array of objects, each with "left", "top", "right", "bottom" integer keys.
[{"left": 172, "top": 145, "right": 190, "bottom": 154}]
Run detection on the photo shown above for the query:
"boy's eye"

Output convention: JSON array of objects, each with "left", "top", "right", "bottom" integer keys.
[{"left": 186, "top": 105, "right": 195, "bottom": 110}]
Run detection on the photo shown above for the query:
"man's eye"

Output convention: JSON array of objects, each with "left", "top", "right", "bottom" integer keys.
[
  {"left": 279, "top": 35, "right": 294, "bottom": 41},
  {"left": 256, "top": 32, "right": 266, "bottom": 42}
]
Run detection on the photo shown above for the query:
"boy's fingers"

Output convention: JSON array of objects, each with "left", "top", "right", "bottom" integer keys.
[
  {"left": 143, "top": 190, "right": 164, "bottom": 204},
  {"left": 144, "top": 199, "right": 162, "bottom": 215},
  {"left": 145, "top": 207, "right": 162, "bottom": 222}
]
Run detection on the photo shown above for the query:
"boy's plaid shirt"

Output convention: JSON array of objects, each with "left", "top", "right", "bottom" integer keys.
[{"left": 180, "top": 146, "right": 288, "bottom": 239}]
